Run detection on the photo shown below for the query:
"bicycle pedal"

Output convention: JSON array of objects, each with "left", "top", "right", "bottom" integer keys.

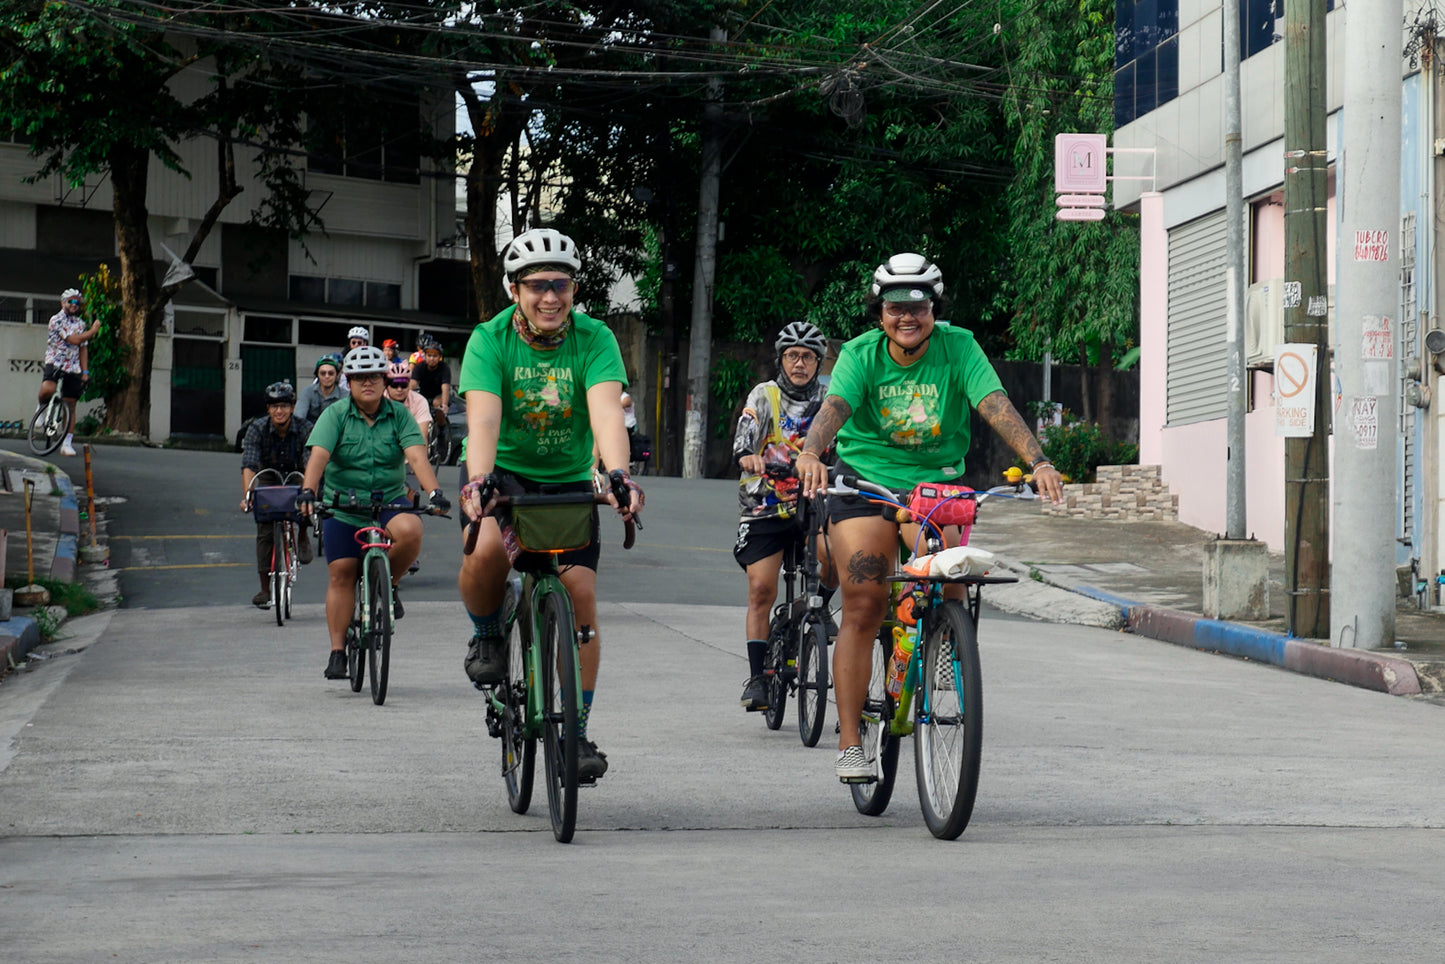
[{"left": 840, "top": 774, "right": 876, "bottom": 785}]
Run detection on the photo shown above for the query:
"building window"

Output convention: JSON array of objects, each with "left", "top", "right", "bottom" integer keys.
[
  {"left": 366, "top": 281, "right": 401, "bottom": 310},
  {"left": 244, "top": 315, "right": 293, "bottom": 344},
  {"left": 305, "top": 92, "right": 421, "bottom": 185},
  {"left": 290, "top": 275, "right": 325, "bottom": 304},
  {"left": 328, "top": 278, "right": 364, "bottom": 307}
]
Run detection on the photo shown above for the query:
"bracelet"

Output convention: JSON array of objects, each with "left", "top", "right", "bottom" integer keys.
[
  {"left": 1030, "top": 459, "right": 1053, "bottom": 471},
  {"left": 82, "top": 369, "right": 90, "bottom": 375},
  {"left": 797, "top": 450, "right": 820, "bottom": 461}
]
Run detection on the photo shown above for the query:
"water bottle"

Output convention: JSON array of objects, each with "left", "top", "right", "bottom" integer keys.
[{"left": 886, "top": 625, "right": 915, "bottom": 700}]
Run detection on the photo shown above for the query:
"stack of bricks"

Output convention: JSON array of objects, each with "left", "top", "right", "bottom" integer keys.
[{"left": 1041, "top": 464, "right": 1178, "bottom": 521}]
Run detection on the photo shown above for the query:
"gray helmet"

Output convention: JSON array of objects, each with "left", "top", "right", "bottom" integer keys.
[
  {"left": 264, "top": 381, "right": 296, "bottom": 404},
  {"left": 775, "top": 322, "right": 826, "bottom": 360},
  {"left": 870, "top": 253, "right": 944, "bottom": 299},
  {"left": 342, "top": 345, "right": 389, "bottom": 376}
]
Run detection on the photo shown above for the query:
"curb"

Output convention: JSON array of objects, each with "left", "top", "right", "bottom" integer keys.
[{"left": 0, "top": 615, "right": 41, "bottom": 668}]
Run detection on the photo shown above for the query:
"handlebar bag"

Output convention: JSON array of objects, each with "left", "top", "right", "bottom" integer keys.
[
  {"left": 511, "top": 502, "right": 594, "bottom": 554},
  {"left": 907, "top": 482, "right": 977, "bottom": 528},
  {"left": 252, "top": 485, "right": 302, "bottom": 523}
]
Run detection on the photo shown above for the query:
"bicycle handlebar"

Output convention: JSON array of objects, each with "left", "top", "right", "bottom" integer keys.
[
  {"left": 462, "top": 487, "right": 637, "bottom": 556},
  {"left": 310, "top": 490, "right": 451, "bottom": 521}
]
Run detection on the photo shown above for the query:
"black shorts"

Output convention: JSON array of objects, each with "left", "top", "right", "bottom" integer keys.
[
  {"left": 42, "top": 364, "right": 83, "bottom": 400},
  {"left": 459, "top": 465, "right": 601, "bottom": 571},
  {"left": 733, "top": 515, "right": 804, "bottom": 570},
  {"left": 826, "top": 458, "right": 912, "bottom": 525}
]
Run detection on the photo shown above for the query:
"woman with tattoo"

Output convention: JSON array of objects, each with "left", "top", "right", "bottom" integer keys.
[{"left": 793, "top": 253, "right": 1064, "bottom": 782}]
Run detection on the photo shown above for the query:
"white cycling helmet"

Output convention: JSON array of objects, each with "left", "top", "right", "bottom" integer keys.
[
  {"left": 61, "top": 287, "right": 82, "bottom": 303},
  {"left": 342, "top": 345, "right": 389, "bottom": 375},
  {"left": 870, "top": 253, "right": 944, "bottom": 300},
  {"left": 503, "top": 228, "right": 582, "bottom": 280},
  {"left": 347, "top": 325, "right": 370, "bottom": 343}
]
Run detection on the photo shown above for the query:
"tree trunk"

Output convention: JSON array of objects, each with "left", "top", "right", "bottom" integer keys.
[
  {"left": 105, "top": 143, "right": 161, "bottom": 436},
  {"left": 460, "top": 88, "right": 527, "bottom": 321},
  {"left": 1095, "top": 341, "right": 1114, "bottom": 438},
  {"left": 1078, "top": 341, "right": 1093, "bottom": 424}
]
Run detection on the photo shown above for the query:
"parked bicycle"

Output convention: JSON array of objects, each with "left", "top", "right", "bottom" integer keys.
[
  {"left": 245, "top": 469, "right": 304, "bottom": 626},
  {"left": 830, "top": 473, "right": 1029, "bottom": 840},
  {"left": 315, "top": 491, "right": 449, "bottom": 705},
  {"left": 754, "top": 462, "right": 833, "bottom": 747},
  {"left": 466, "top": 471, "right": 638, "bottom": 843},
  {"left": 27, "top": 392, "right": 67, "bottom": 457}
]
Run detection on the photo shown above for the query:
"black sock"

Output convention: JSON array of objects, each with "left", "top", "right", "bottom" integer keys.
[{"left": 746, "top": 639, "right": 767, "bottom": 677}]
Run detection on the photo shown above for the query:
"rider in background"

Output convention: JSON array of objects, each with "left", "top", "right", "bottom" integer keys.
[
  {"left": 410, "top": 334, "right": 453, "bottom": 456},
  {"left": 456, "top": 227, "right": 642, "bottom": 782},
  {"left": 385, "top": 360, "right": 433, "bottom": 438},
  {"left": 298, "top": 346, "right": 447, "bottom": 682},
  {"left": 381, "top": 338, "right": 402, "bottom": 363},
  {"left": 239, "top": 381, "right": 314, "bottom": 607},
  {"left": 794, "top": 253, "right": 1063, "bottom": 782},
  {"left": 38, "top": 287, "right": 101, "bottom": 457},
  {"left": 732, "top": 322, "right": 837, "bottom": 712},
  {"left": 295, "top": 354, "right": 348, "bottom": 423}
]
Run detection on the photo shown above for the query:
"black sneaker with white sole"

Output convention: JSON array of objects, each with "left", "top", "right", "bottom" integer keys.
[
  {"left": 324, "top": 650, "right": 348, "bottom": 680},
  {"left": 739, "top": 675, "right": 768, "bottom": 711}
]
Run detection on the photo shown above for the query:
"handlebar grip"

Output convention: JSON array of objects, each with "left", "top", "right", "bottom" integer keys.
[
  {"left": 623, "top": 519, "right": 635, "bottom": 551},
  {"left": 463, "top": 520, "right": 480, "bottom": 556}
]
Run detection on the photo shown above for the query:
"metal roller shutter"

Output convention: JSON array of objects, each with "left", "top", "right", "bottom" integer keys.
[{"left": 1166, "top": 211, "right": 1228, "bottom": 426}]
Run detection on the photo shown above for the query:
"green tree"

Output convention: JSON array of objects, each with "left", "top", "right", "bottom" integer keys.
[
  {"left": 1, "top": 2, "right": 323, "bottom": 435},
  {"left": 1001, "top": 0, "right": 1138, "bottom": 431}
]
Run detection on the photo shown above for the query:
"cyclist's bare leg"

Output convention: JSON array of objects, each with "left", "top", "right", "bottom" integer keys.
[
  {"left": 813, "top": 532, "right": 838, "bottom": 591},
  {"left": 36, "top": 379, "right": 57, "bottom": 409},
  {"left": 326, "top": 557, "right": 359, "bottom": 651},
  {"left": 825, "top": 514, "right": 895, "bottom": 751},
  {"left": 383, "top": 512, "right": 423, "bottom": 584},
  {"left": 63, "top": 396, "right": 79, "bottom": 435},
  {"left": 559, "top": 566, "right": 601, "bottom": 691},
  {"left": 744, "top": 551, "right": 784, "bottom": 641},
  {"left": 457, "top": 516, "right": 509, "bottom": 614}
]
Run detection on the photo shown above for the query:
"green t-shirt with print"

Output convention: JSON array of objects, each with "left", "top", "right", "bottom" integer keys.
[
  {"left": 459, "top": 306, "right": 628, "bottom": 483},
  {"left": 826, "top": 324, "right": 1005, "bottom": 491},
  {"left": 307, "top": 396, "right": 425, "bottom": 526}
]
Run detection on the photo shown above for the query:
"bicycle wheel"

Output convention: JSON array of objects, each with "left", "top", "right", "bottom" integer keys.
[
  {"left": 852, "top": 629, "right": 901, "bottom": 816},
  {"left": 366, "top": 553, "right": 393, "bottom": 705},
  {"left": 283, "top": 523, "right": 297, "bottom": 620},
  {"left": 27, "top": 398, "right": 63, "bottom": 456},
  {"left": 796, "top": 614, "right": 829, "bottom": 747},
  {"left": 762, "top": 613, "right": 790, "bottom": 730},
  {"left": 539, "top": 586, "right": 579, "bottom": 842},
  {"left": 347, "top": 619, "right": 365, "bottom": 693},
  {"left": 272, "top": 522, "right": 287, "bottom": 626},
  {"left": 915, "top": 600, "right": 983, "bottom": 839},
  {"left": 501, "top": 614, "right": 536, "bottom": 814}
]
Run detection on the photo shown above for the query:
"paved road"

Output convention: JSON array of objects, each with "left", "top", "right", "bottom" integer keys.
[{"left": 3, "top": 445, "right": 1445, "bottom": 961}]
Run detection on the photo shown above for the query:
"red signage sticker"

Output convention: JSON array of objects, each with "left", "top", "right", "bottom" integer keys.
[{"left": 1353, "top": 230, "right": 1389, "bottom": 263}]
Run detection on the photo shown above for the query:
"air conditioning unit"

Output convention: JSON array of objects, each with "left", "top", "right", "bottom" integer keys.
[{"left": 1245, "top": 278, "right": 1334, "bottom": 367}]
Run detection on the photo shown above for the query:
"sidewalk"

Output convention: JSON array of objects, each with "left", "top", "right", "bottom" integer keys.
[
  {"left": 976, "top": 493, "right": 1444, "bottom": 698},
  {"left": 0, "top": 445, "right": 81, "bottom": 666}
]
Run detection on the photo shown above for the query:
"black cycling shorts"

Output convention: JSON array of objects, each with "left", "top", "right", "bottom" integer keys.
[
  {"left": 458, "top": 465, "right": 601, "bottom": 572},
  {"left": 733, "top": 515, "right": 803, "bottom": 570},
  {"left": 825, "top": 458, "right": 914, "bottom": 525},
  {"left": 42, "top": 364, "right": 83, "bottom": 401}
]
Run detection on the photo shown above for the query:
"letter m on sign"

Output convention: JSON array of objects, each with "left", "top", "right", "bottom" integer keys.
[{"left": 1054, "top": 134, "right": 1107, "bottom": 194}]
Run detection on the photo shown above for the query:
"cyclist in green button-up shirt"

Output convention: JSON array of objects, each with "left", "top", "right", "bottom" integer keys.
[{"left": 301, "top": 345, "right": 446, "bottom": 682}]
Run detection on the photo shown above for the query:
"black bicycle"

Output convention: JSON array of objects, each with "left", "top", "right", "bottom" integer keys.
[{"left": 757, "top": 463, "right": 833, "bottom": 748}]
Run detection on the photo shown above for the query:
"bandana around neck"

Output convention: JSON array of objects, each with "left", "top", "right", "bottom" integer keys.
[{"left": 512, "top": 306, "right": 571, "bottom": 350}]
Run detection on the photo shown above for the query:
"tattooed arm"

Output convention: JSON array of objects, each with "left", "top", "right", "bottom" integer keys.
[
  {"left": 797, "top": 395, "right": 851, "bottom": 496},
  {"left": 976, "top": 390, "right": 1064, "bottom": 503}
]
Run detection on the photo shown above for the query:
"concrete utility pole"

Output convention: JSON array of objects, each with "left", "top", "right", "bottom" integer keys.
[
  {"left": 1223, "top": 0, "right": 1247, "bottom": 539},
  {"left": 682, "top": 25, "right": 727, "bottom": 479},
  {"left": 1332, "top": 0, "right": 1403, "bottom": 647},
  {"left": 1282, "top": 0, "right": 1330, "bottom": 637}
]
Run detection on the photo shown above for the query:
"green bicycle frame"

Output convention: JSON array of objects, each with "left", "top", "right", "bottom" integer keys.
[
  {"left": 486, "top": 569, "right": 582, "bottom": 739},
  {"left": 356, "top": 543, "right": 391, "bottom": 641}
]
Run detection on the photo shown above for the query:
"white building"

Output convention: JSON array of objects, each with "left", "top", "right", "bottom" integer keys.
[
  {"left": 1115, "top": 1, "right": 1444, "bottom": 605},
  {"left": 1, "top": 63, "right": 469, "bottom": 443}
]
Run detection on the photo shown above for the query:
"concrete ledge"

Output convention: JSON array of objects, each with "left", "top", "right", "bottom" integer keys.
[
  {"left": 0, "top": 615, "right": 40, "bottom": 666},
  {"left": 1125, "top": 603, "right": 1422, "bottom": 697},
  {"left": 52, "top": 532, "right": 77, "bottom": 583}
]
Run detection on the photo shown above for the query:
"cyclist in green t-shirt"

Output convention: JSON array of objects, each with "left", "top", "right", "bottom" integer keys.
[
  {"left": 794, "top": 253, "right": 1064, "bottom": 783},
  {"left": 456, "top": 228, "right": 643, "bottom": 782}
]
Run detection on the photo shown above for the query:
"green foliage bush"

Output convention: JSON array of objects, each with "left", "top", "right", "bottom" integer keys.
[
  {"left": 1036, "top": 416, "right": 1138, "bottom": 483},
  {"left": 711, "top": 356, "right": 756, "bottom": 438},
  {"left": 78, "top": 265, "right": 130, "bottom": 404}
]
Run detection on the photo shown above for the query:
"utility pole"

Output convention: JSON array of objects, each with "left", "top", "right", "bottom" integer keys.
[
  {"left": 1332, "top": 0, "right": 1403, "bottom": 647},
  {"left": 1282, "top": 0, "right": 1330, "bottom": 637},
  {"left": 1223, "top": 0, "right": 1247, "bottom": 540},
  {"left": 682, "top": 25, "right": 727, "bottom": 479}
]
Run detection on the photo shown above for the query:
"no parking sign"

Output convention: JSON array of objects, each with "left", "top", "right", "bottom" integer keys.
[{"left": 1274, "top": 344, "right": 1316, "bottom": 437}]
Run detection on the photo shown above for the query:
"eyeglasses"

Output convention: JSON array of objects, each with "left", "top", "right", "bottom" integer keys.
[
  {"left": 883, "top": 303, "right": 931, "bottom": 319},
  {"left": 388, "top": 380, "right": 410, "bottom": 389},
  {"left": 781, "top": 350, "right": 818, "bottom": 365},
  {"left": 65, "top": 299, "right": 83, "bottom": 306},
  {"left": 517, "top": 278, "right": 575, "bottom": 295},
  {"left": 351, "top": 373, "right": 384, "bottom": 384}
]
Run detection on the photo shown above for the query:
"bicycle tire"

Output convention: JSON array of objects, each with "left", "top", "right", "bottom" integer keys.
[
  {"left": 501, "top": 613, "right": 536, "bottom": 814},
  {"left": 27, "top": 398, "right": 64, "bottom": 457},
  {"left": 347, "top": 619, "right": 365, "bottom": 693},
  {"left": 852, "top": 629, "right": 901, "bottom": 816},
  {"left": 915, "top": 600, "right": 983, "bottom": 839},
  {"left": 796, "top": 614, "right": 829, "bottom": 747},
  {"left": 366, "top": 553, "right": 392, "bottom": 705},
  {"left": 762, "top": 613, "right": 790, "bottom": 730},
  {"left": 272, "top": 522, "right": 287, "bottom": 627},
  {"left": 539, "top": 587, "right": 579, "bottom": 842},
  {"left": 283, "top": 523, "right": 297, "bottom": 620}
]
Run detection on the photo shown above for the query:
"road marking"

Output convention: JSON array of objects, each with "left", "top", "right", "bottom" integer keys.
[
  {"left": 110, "top": 534, "right": 250, "bottom": 541},
  {"left": 114, "top": 562, "right": 250, "bottom": 572}
]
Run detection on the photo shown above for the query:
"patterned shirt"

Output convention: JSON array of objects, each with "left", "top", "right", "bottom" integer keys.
[
  {"left": 241, "top": 415, "right": 315, "bottom": 476},
  {"left": 45, "top": 309, "right": 87, "bottom": 372}
]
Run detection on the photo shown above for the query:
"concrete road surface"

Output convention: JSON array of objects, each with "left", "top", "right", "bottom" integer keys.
[{"left": 3, "top": 446, "right": 1445, "bottom": 961}]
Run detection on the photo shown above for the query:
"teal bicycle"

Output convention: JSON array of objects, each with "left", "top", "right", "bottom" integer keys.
[
  {"left": 316, "top": 491, "right": 447, "bottom": 705},
  {"left": 828, "top": 473, "right": 1029, "bottom": 839},
  {"left": 466, "top": 472, "right": 637, "bottom": 843}
]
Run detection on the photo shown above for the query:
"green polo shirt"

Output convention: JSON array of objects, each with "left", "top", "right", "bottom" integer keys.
[{"left": 307, "top": 396, "right": 424, "bottom": 526}]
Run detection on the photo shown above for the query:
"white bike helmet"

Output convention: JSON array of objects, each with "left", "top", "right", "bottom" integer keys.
[
  {"left": 503, "top": 228, "right": 582, "bottom": 280},
  {"left": 347, "top": 325, "right": 370, "bottom": 343},
  {"left": 870, "top": 253, "right": 945, "bottom": 299},
  {"left": 342, "top": 345, "right": 389, "bottom": 375},
  {"left": 61, "top": 287, "right": 82, "bottom": 303}
]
